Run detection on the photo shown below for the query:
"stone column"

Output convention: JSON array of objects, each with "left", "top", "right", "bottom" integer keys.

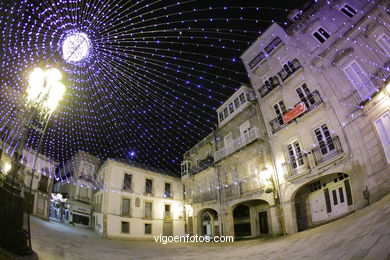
[
  {"left": 224, "top": 209, "right": 235, "bottom": 237},
  {"left": 269, "top": 205, "right": 281, "bottom": 236},
  {"left": 282, "top": 200, "right": 297, "bottom": 234}
]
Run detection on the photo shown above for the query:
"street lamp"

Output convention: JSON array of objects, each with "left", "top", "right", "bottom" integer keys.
[
  {"left": 26, "top": 67, "right": 66, "bottom": 120},
  {"left": 25, "top": 66, "right": 66, "bottom": 251}
]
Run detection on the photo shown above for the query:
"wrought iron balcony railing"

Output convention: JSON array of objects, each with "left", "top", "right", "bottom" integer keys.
[
  {"left": 312, "top": 136, "right": 343, "bottom": 165},
  {"left": 278, "top": 58, "right": 302, "bottom": 82},
  {"left": 214, "top": 127, "right": 262, "bottom": 162},
  {"left": 258, "top": 76, "right": 281, "bottom": 98},
  {"left": 283, "top": 154, "right": 310, "bottom": 180},
  {"left": 188, "top": 156, "right": 213, "bottom": 175},
  {"left": 193, "top": 191, "right": 218, "bottom": 203},
  {"left": 269, "top": 90, "right": 323, "bottom": 134}
]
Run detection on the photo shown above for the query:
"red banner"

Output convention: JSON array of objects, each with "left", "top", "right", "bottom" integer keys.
[{"left": 283, "top": 102, "right": 307, "bottom": 124}]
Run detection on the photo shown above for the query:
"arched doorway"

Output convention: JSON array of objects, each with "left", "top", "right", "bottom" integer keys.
[
  {"left": 202, "top": 212, "right": 212, "bottom": 236},
  {"left": 199, "top": 209, "right": 219, "bottom": 236},
  {"left": 233, "top": 200, "right": 270, "bottom": 238},
  {"left": 294, "top": 173, "right": 353, "bottom": 232}
]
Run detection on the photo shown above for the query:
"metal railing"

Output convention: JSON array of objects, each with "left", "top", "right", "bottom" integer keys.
[
  {"left": 214, "top": 127, "right": 261, "bottom": 162},
  {"left": 278, "top": 58, "right": 302, "bottom": 81},
  {"left": 258, "top": 76, "right": 281, "bottom": 98},
  {"left": 312, "top": 136, "right": 343, "bottom": 165},
  {"left": 283, "top": 154, "right": 310, "bottom": 179},
  {"left": 269, "top": 90, "right": 323, "bottom": 134},
  {"left": 188, "top": 156, "right": 213, "bottom": 175},
  {"left": 164, "top": 211, "right": 171, "bottom": 220},
  {"left": 224, "top": 180, "right": 263, "bottom": 200},
  {"left": 193, "top": 191, "right": 218, "bottom": 203}
]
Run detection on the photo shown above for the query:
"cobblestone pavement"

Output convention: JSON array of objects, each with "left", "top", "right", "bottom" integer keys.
[{"left": 31, "top": 194, "right": 390, "bottom": 260}]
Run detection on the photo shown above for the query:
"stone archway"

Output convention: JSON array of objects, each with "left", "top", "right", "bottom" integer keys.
[
  {"left": 198, "top": 208, "right": 219, "bottom": 237},
  {"left": 232, "top": 199, "right": 270, "bottom": 238},
  {"left": 292, "top": 173, "right": 353, "bottom": 232}
]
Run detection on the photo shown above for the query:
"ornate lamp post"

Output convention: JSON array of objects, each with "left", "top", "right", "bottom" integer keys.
[{"left": 0, "top": 66, "right": 65, "bottom": 257}]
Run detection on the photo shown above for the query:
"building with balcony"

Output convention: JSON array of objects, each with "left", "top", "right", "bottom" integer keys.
[
  {"left": 241, "top": 0, "right": 390, "bottom": 234},
  {"left": 0, "top": 143, "right": 57, "bottom": 220},
  {"left": 52, "top": 150, "right": 101, "bottom": 226},
  {"left": 93, "top": 159, "right": 185, "bottom": 239},
  {"left": 181, "top": 85, "right": 281, "bottom": 239}
]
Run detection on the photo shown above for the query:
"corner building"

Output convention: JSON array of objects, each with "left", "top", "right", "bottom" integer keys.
[
  {"left": 181, "top": 85, "right": 282, "bottom": 239},
  {"left": 241, "top": 0, "right": 390, "bottom": 234}
]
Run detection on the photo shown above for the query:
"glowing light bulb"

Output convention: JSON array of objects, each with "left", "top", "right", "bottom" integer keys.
[{"left": 62, "top": 32, "right": 91, "bottom": 62}]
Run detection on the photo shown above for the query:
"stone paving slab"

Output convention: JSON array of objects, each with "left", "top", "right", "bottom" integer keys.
[{"left": 30, "top": 194, "right": 390, "bottom": 260}]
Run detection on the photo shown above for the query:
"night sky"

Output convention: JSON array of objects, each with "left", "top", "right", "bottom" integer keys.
[{"left": 0, "top": 0, "right": 307, "bottom": 176}]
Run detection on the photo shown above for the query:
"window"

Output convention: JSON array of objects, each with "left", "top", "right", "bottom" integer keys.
[
  {"left": 296, "top": 83, "right": 315, "bottom": 108},
  {"left": 376, "top": 34, "right": 390, "bottom": 55},
  {"left": 374, "top": 111, "right": 390, "bottom": 162},
  {"left": 261, "top": 73, "right": 271, "bottom": 85},
  {"left": 122, "top": 198, "right": 131, "bottom": 216},
  {"left": 123, "top": 173, "right": 132, "bottom": 191},
  {"left": 78, "top": 187, "right": 88, "bottom": 202},
  {"left": 247, "top": 161, "right": 260, "bottom": 187},
  {"left": 164, "top": 183, "right": 172, "bottom": 198},
  {"left": 145, "top": 223, "right": 152, "bottom": 234},
  {"left": 239, "top": 92, "right": 246, "bottom": 104},
  {"left": 287, "top": 141, "right": 304, "bottom": 170},
  {"left": 313, "top": 27, "right": 330, "bottom": 43},
  {"left": 239, "top": 120, "right": 251, "bottom": 138},
  {"left": 218, "top": 112, "right": 224, "bottom": 123},
  {"left": 38, "top": 175, "right": 49, "bottom": 193},
  {"left": 121, "top": 221, "right": 129, "bottom": 233},
  {"left": 145, "top": 202, "right": 153, "bottom": 218},
  {"left": 273, "top": 100, "right": 287, "bottom": 125},
  {"left": 145, "top": 178, "right": 153, "bottom": 194},
  {"left": 224, "top": 132, "right": 233, "bottom": 147},
  {"left": 234, "top": 97, "right": 240, "bottom": 109},
  {"left": 340, "top": 4, "right": 357, "bottom": 18},
  {"left": 223, "top": 107, "right": 229, "bottom": 119},
  {"left": 314, "top": 124, "right": 335, "bottom": 155},
  {"left": 231, "top": 170, "right": 238, "bottom": 184},
  {"left": 164, "top": 204, "right": 171, "bottom": 219},
  {"left": 265, "top": 37, "right": 282, "bottom": 54},
  {"left": 228, "top": 102, "right": 234, "bottom": 114},
  {"left": 344, "top": 61, "right": 375, "bottom": 101},
  {"left": 249, "top": 52, "right": 265, "bottom": 70}
]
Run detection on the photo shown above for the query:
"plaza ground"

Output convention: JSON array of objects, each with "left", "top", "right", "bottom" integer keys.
[{"left": 31, "top": 194, "right": 390, "bottom": 260}]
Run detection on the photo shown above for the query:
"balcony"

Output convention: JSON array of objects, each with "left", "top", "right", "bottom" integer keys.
[
  {"left": 258, "top": 76, "right": 281, "bottom": 98},
  {"left": 188, "top": 156, "right": 213, "bottom": 175},
  {"left": 193, "top": 191, "right": 218, "bottom": 203},
  {"left": 164, "top": 211, "right": 172, "bottom": 220},
  {"left": 354, "top": 59, "right": 390, "bottom": 105},
  {"left": 283, "top": 154, "right": 310, "bottom": 180},
  {"left": 269, "top": 90, "right": 323, "bottom": 134},
  {"left": 214, "top": 127, "right": 262, "bottom": 162},
  {"left": 122, "top": 184, "right": 134, "bottom": 193},
  {"left": 224, "top": 180, "right": 263, "bottom": 200},
  {"left": 164, "top": 192, "right": 173, "bottom": 199},
  {"left": 312, "top": 136, "right": 343, "bottom": 165},
  {"left": 278, "top": 58, "right": 302, "bottom": 82}
]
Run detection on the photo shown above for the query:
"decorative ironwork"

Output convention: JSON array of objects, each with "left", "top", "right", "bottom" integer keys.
[
  {"left": 269, "top": 90, "right": 323, "bottom": 134},
  {"left": 312, "top": 136, "right": 343, "bottom": 165},
  {"left": 258, "top": 76, "right": 281, "bottom": 98},
  {"left": 278, "top": 58, "right": 302, "bottom": 82}
]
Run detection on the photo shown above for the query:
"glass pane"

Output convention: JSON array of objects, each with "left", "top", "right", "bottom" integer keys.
[
  {"left": 339, "top": 187, "right": 345, "bottom": 203},
  {"left": 332, "top": 190, "right": 338, "bottom": 205}
]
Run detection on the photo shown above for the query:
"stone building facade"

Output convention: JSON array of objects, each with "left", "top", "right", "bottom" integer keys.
[
  {"left": 241, "top": 0, "right": 390, "bottom": 234},
  {"left": 53, "top": 150, "right": 101, "bottom": 226},
  {"left": 181, "top": 85, "right": 282, "bottom": 238},
  {"left": 93, "top": 159, "right": 185, "bottom": 239}
]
